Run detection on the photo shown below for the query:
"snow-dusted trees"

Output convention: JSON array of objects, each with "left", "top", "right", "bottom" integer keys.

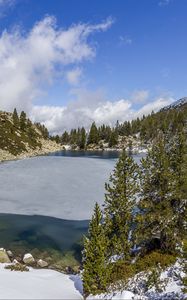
[
  {"left": 135, "top": 134, "right": 174, "bottom": 252},
  {"left": 82, "top": 129, "right": 186, "bottom": 296},
  {"left": 104, "top": 150, "right": 139, "bottom": 261},
  {"left": 168, "top": 130, "right": 187, "bottom": 246},
  {"left": 136, "top": 131, "right": 186, "bottom": 253}
]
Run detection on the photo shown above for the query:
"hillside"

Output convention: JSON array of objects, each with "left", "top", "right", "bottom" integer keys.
[
  {"left": 0, "top": 109, "right": 62, "bottom": 162},
  {"left": 55, "top": 97, "right": 187, "bottom": 152}
]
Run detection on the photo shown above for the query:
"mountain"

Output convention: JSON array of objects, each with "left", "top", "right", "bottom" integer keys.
[
  {"left": 0, "top": 110, "right": 62, "bottom": 162},
  {"left": 160, "top": 97, "right": 187, "bottom": 111}
]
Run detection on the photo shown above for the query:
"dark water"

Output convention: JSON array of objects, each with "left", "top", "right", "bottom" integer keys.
[
  {"left": 0, "top": 213, "right": 89, "bottom": 261},
  {"left": 47, "top": 149, "right": 120, "bottom": 159}
]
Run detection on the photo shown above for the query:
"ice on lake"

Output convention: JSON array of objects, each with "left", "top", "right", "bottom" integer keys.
[{"left": 0, "top": 156, "right": 116, "bottom": 220}]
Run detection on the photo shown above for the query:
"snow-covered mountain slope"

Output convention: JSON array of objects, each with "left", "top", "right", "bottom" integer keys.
[
  {"left": 0, "top": 263, "right": 83, "bottom": 299},
  {"left": 160, "top": 97, "right": 187, "bottom": 111}
]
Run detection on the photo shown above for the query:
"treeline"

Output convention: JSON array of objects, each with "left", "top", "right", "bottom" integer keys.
[
  {"left": 12, "top": 108, "right": 49, "bottom": 140},
  {"left": 82, "top": 129, "right": 187, "bottom": 297},
  {"left": 52, "top": 102, "right": 187, "bottom": 148}
]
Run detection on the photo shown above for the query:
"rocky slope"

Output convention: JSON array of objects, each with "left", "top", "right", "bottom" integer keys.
[{"left": 0, "top": 110, "right": 63, "bottom": 162}]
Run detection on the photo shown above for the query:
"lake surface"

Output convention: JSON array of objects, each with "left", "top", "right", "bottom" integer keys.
[
  {"left": 0, "top": 151, "right": 143, "bottom": 260},
  {"left": 0, "top": 155, "right": 116, "bottom": 220},
  {"left": 0, "top": 213, "right": 88, "bottom": 255}
]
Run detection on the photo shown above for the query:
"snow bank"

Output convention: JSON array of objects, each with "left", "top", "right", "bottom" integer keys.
[
  {"left": 87, "top": 290, "right": 135, "bottom": 299},
  {"left": 0, "top": 263, "right": 83, "bottom": 299}
]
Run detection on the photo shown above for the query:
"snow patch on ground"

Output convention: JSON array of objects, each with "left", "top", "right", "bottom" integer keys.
[{"left": 0, "top": 263, "right": 83, "bottom": 299}]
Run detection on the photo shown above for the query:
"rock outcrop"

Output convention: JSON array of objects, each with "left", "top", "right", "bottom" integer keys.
[
  {"left": 23, "top": 253, "right": 35, "bottom": 265},
  {"left": 0, "top": 248, "right": 11, "bottom": 263}
]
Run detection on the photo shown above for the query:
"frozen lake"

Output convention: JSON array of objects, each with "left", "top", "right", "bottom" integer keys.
[{"left": 0, "top": 156, "right": 116, "bottom": 220}]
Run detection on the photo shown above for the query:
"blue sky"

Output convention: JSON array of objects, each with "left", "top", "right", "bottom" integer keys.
[{"left": 0, "top": 0, "right": 186, "bottom": 132}]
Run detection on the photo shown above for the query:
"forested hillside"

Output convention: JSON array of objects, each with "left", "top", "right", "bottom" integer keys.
[{"left": 54, "top": 98, "right": 187, "bottom": 150}]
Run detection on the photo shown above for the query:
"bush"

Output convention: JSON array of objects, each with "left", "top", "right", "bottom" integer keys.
[
  {"left": 109, "top": 251, "right": 176, "bottom": 289},
  {"left": 146, "top": 268, "right": 163, "bottom": 292},
  {"left": 5, "top": 263, "right": 29, "bottom": 272},
  {"left": 110, "top": 261, "right": 136, "bottom": 285},
  {"left": 135, "top": 251, "right": 176, "bottom": 272}
]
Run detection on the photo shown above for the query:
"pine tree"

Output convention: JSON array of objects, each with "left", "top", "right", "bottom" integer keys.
[
  {"left": 104, "top": 150, "right": 139, "bottom": 260},
  {"left": 82, "top": 203, "right": 110, "bottom": 297},
  {"left": 136, "top": 133, "right": 176, "bottom": 253},
  {"left": 61, "top": 131, "right": 69, "bottom": 144},
  {"left": 79, "top": 127, "right": 86, "bottom": 149},
  {"left": 20, "top": 111, "right": 27, "bottom": 131},
  {"left": 12, "top": 108, "right": 19, "bottom": 127},
  {"left": 168, "top": 130, "right": 187, "bottom": 245},
  {"left": 108, "top": 130, "right": 118, "bottom": 148},
  {"left": 87, "top": 122, "right": 99, "bottom": 145}
]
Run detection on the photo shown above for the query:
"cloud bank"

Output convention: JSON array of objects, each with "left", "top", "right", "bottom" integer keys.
[
  {"left": 0, "top": 15, "right": 174, "bottom": 133},
  {"left": 31, "top": 92, "right": 174, "bottom": 134}
]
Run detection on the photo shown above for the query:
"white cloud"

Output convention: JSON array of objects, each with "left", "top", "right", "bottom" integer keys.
[
  {"left": 119, "top": 35, "right": 132, "bottom": 45},
  {"left": 30, "top": 90, "right": 174, "bottom": 134},
  {"left": 66, "top": 68, "right": 82, "bottom": 85},
  {"left": 158, "top": 0, "right": 171, "bottom": 6},
  {"left": 131, "top": 90, "right": 149, "bottom": 103},
  {"left": 0, "top": 16, "right": 113, "bottom": 112}
]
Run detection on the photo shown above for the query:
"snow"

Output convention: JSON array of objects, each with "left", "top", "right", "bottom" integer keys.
[
  {"left": 88, "top": 290, "right": 135, "bottom": 299},
  {"left": 0, "top": 263, "right": 83, "bottom": 299},
  {"left": 0, "top": 156, "right": 116, "bottom": 220},
  {"left": 0, "top": 260, "right": 186, "bottom": 300}
]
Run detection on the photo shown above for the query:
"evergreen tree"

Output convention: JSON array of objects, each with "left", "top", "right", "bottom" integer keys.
[
  {"left": 27, "top": 119, "right": 35, "bottom": 140},
  {"left": 35, "top": 123, "right": 49, "bottom": 139},
  {"left": 87, "top": 122, "right": 99, "bottom": 145},
  {"left": 168, "top": 130, "right": 187, "bottom": 244},
  {"left": 136, "top": 133, "right": 177, "bottom": 253},
  {"left": 20, "top": 111, "right": 27, "bottom": 131},
  {"left": 12, "top": 108, "right": 19, "bottom": 127},
  {"left": 61, "top": 131, "right": 69, "bottom": 144},
  {"left": 70, "top": 129, "right": 77, "bottom": 145},
  {"left": 79, "top": 127, "right": 86, "bottom": 149},
  {"left": 82, "top": 203, "right": 110, "bottom": 297},
  {"left": 108, "top": 130, "right": 118, "bottom": 147},
  {"left": 104, "top": 150, "right": 139, "bottom": 260}
]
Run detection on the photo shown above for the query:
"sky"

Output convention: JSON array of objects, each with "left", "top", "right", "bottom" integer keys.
[{"left": 0, "top": 0, "right": 186, "bottom": 133}]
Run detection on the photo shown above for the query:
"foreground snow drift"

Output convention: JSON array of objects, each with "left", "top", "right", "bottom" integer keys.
[
  {"left": 0, "top": 263, "right": 83, "bottom": 299},
  {"left": 0, "top": 260, "right": 186, "bottom": 300}
]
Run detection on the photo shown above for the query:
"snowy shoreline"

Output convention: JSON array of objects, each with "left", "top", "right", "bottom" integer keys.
[{"left": 0, "top": 259, "right": 186, "bottom": 300}]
